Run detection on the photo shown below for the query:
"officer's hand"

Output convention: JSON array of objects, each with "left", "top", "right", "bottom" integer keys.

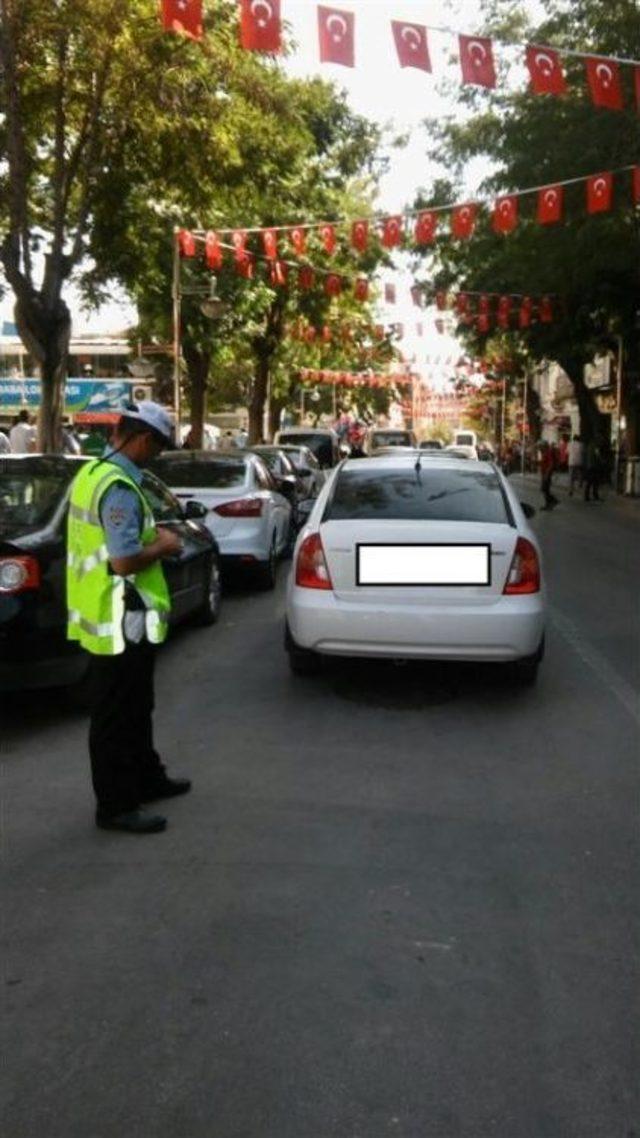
[{"left": 155, "top": 526, "right": 183, "bottom": 556}]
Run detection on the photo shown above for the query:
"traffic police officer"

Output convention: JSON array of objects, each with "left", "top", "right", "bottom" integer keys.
[{"left": 67, "top": 402, "right": 190, "bottom": 833}]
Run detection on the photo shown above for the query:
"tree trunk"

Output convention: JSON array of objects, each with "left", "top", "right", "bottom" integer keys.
[
  {"left": 249, "top": 353, "right": 269, "bottom": 444},
  {"left": 182, "top": 342, "right": 210, "bottom": 449},
  {"left": 268, "top": 396, "right": 284, "bottom": 440},
  {"left": 14, "top": 293, "right": 71, "bottom": 453},
  {"left": 556, "top": 354, "right": 607, "bottom": 444}
]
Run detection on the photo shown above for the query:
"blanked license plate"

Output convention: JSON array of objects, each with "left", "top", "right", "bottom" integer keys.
[{"left": 356, "top": 543, "right": 491, "bottom": 586}]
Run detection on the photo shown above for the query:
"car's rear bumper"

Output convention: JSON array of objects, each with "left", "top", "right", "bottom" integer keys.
[{"left": 287, "top": 588, "right": 545, "bottom": 662}]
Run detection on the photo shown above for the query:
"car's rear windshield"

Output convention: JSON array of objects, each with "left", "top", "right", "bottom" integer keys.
[
  {"left": 149, "top": 458, "right": 247, "bottom": 489},
  {"left": 325, "top": 467, "right": 509, "bottom": 523},
  {"left": 0, "top": 458, "right": 82, "bottom": 535},
  {"left": 372, "top": 432, "right": 412, "bottom": 447}
]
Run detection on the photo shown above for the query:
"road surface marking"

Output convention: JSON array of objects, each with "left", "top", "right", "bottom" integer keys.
[{"left": 550, "top": 604, "right": 639, "bottom": 727}]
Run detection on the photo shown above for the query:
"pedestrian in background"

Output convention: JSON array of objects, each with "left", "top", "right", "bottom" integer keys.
[
  {"left": 0, "top": 428, "right": 10, "bottom": 454},
  {"left": 568, "top": 434, "right": 583, "bottom": 496},
  {"left": 9, "top": 409, "right": 36, "bottom": 453},
  {"left": 539, "top": 441, "right": 559, "bottom": 510},
  {"left": 67, "top": 402, "right": 191, "bottom": 835},
  {"left": 584, "top": 438, "right": 602, "bottom": 502}
]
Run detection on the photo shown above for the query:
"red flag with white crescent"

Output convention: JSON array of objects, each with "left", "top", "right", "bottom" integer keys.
[
  {"left": 205, "top": 231, "right": 223, "bottom": 269},
  {"left": 325, "top": 273, "right": 342, "bottom": 297},
  {"left": 634, "top": 66, "right": 640, "bottom": 114},
  {"left": 435, "top": 291, "right": 447, "bottom": 311},
  {"left": 289, "top": 227, "right": 306, "bottom": 256},
  {"left": 232, "top": 230, "right": 247, "bottom": 262},
  {"left": 240, "top": 0, "right": 281, "bottom": 53},
  {"left": 450, "top": 204, "right": 477, "bottom": 239},
  {"left": 493, "top": 195, "right": 518, "bottom": 234},
  {"left": 587, "top": 172, "right": 613, "bottom": 213},
  {"left": 354, "top": 278, "right": 369, "bottom": 301},
  {"left": 178, "top": 229, "right": 196, "bottom": 257},
  {"left": 320, "top": 223, "right": 336, "bottom": 254},
  {"left": 459, "top": 35, "right": 497, "bottom": 89},
  {"left": 497, "top": 296, "right": 511, "bottom": 329},
  {"left": 539, "top": 296, "right": 553, "bottom": 323},
  {"left": 478, "top": 294, "right": 490, "bottom": 315},
  {"left": 525, "top": 45, "right": 566, "bottom": 95},
  {"left": 410, "top": 285, "right": 423, "bottom": 307},
  {"left": 382, "top": 216, "right": 403, "bottom": 248},
  {"left": 162, "top": 0, "right": 203, "bottom": 41},
  {"left": 455, "top": 293, "right": 469, "bottom": 316},
  {"left": 270, "top": 260, "right": 287, "bottom": 286},
  {"left": 318, "top": 6, "right": 355, "bottom": 67},
  {"left": 477, "top": 313, "right": 490, "bottom": 333},
  {"left": 351, "top": 220, "right": 369, "bottom": 252},
  {"left": 537, "top": 185, "right": 563, "bottom": 224},
  {"left": 415, "top": 210, "right": 438, "bottom": 244},
  {"left": 584, "top": 57, "right": 624, "bottom": 111},
  {"left": 633, "top": 166, "right": 640, "bottom": 205},
  {"left": 519, "top": 297, "right": 533, "bottom": 328},
  {"left": 236, "top": 252, "right": 254, "bottom": 278},
  {"left": 262, "top": 228, "right": 278, "bottom": 259},
  {"left": 391, "top": 21, "right": 431, "bottom": 72},
  {"left": 298, "top": 266, "right": 315, "bottom": 290}
]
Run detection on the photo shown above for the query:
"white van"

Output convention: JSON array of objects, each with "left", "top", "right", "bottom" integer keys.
[{"left": 453, "top": 429, "right": 477, "bottom": 448}]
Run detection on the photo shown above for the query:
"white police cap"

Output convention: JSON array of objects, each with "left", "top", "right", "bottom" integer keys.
[{"left": 122, "top": 401, "right": 175, "bottom": 446}]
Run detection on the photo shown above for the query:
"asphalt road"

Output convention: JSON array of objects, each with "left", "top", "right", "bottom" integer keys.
[{"left": 2, "top": 478, "right": 639, "bottom": 1138}]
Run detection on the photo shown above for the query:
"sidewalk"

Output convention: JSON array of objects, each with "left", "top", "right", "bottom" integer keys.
[{"left": 509, "top": 470, "right": 640, "bottom": 520}]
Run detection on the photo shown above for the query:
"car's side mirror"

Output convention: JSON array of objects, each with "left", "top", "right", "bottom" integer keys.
[
  {"left": 184, "top": 499, "right": 208, "bottom": 520},
  {"left": 297, "top": 466, "right": 312, "bottom": 476},
  {"left": 521, "top": 502, "right": 536, "bottom": 519}
]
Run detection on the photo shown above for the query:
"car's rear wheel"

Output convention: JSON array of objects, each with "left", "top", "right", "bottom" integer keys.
[
  {"left": 285, "top": 622, "right": 321, "bottom": 676},
  {"left": 256, "top": 535, "right": 277, "bottom": 590},
  {"left": 510, "top": 635, "right": 545, "bottom": 686},
  {"left": 195, "top": 555, "right": 222, "bottom": 625}
]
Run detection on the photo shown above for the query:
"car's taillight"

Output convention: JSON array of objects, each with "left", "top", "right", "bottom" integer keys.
[
  {"left": 214, "top": 498, "right": 263, "bottom": 518},
  {"left": 0, "top": 556, "right": 41, "bottom": 595},
  {"left": 295, "top": 532, "right": 333, "bottom": 590},
  {"left": 503, "top": 537, "right": 540, "bottom": 595}
]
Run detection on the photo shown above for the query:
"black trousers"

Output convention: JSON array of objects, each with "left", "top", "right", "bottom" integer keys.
[
  {"left": 540, "top": 473, "right": 558, "bottom": 507},
  {"left": 87, "top": 640, "right": 165, "bottom": 816}
]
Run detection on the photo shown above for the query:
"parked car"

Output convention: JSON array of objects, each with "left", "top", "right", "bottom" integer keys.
[
  {"left": 364, "top": 427, "right": 417, "bottom": 454},
  {"left": 275, "top": 444, "right": 326, "bottom": 498},
  {"left": 274, "top": 427, "right": 341, "bottom": 470},
  {"left": 444, "top": 443, "right": 479, "bottom": 460},
  {"left": 285, "top": 453, "right": 545, "bottom": 683},
  {"left": 0, "top": 455, "right": 221, "bottom": 693},
  {"left": 149, "top": 450, "right": 291, "bottom": 589},
  {"left": 419, "top": 439, "right": 444, "bottom": 450}
]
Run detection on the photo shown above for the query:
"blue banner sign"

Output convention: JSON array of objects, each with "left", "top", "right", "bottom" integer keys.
[{"left": 0, "top": 378, "right": 136, "bottom": 413}]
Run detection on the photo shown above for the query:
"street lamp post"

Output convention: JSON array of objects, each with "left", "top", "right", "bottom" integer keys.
[
  {"left": 172, "top": 230, "right": 225, "bottom": 443},
  {"left": 521, "top": 368, "right": 529, "bottom": 477}
]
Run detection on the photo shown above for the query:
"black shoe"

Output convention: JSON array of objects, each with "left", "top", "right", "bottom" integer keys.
[
  {"left": 96, "top": 809, "right": 167, "bottom": 834},
  {"left": 139, "top": 777, "right": 192, "bottom": 803}
]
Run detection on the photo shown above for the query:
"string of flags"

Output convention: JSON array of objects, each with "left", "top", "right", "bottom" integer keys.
[
  {"left": 298, "top": 368, "right": 412, "bottom": 388},
  {"left": 411, "top": 288, "right": 558, "bottom": 330},
  {"left": 177, "top": 166, "right": 640, "bottom": 270},
  {"left": 161, "top": 1, "right": 640, "bottom": 115}
]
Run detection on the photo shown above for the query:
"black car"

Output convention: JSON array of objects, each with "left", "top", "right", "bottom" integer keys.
[{"left": 0, "top": 455, "right": 221, "bottom": 692}]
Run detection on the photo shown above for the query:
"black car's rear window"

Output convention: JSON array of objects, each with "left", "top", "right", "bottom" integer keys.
[
  {"left": 325, "top": 467, "right": 509, "bottom": 523},
  {"left": 278, "top": 434, "right": 333, "bottom": 464},
  {"left": 371, "top": 432, "right": 412, "bottom": 447},
  {"left": 149, "top": 458, "right": 247, "bottom": 489},
  {"left": 0, "top": 458, "right": 83, "bottom": 535}
]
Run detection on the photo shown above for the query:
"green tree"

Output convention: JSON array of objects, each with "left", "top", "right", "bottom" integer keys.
[{"left": 414, "top": 0, "right": 640, "bottom": 445}]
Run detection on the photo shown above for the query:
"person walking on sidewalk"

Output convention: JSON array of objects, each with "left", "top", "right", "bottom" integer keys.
[
  {"left": 568, "top": 434, "right": 584, "bottom": 496},
  {"left": 66, "top": 402, "right": 191, "bottom": 835},
  {"left": 539, "top": 441, "right": 559, "bottom": 510},
  {"left": 584, "top": 438, "right": 602, "bottom": 502}
]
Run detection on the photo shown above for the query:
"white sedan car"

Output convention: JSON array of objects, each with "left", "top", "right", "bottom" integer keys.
[
  {"left": 285, "top": 454, "right": 545, "bottom": 682},
  {"left": 151, "top": 451, "right": 291, "bottom": 589}
]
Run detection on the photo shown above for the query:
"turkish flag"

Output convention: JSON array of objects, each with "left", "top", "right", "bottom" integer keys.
[
  {"left": 322, "top": 326, "right": 332, "bottom": 343},
  {"left": 633, "top": 166, "right": 640, "bottom": 205},
  {"left": 537, "top": 185, "right": 563, "bottom": 224},
  {"left": 320, "top": 223, "right": 336, "bottom": 254},
  {"left": 318, "top": 6, "right": 355, "bottom": 67},
  {"left": 415, "top": 210, "right": 438, "bottom": 244},
  {"left": 497, "top": 296, "right": 511, "bottom": 329},
  {"left": 539, "top": 296, "right": 553, "bottom": 323},
  {"left": 262, "top": 228, "right": 278, "bottom": 259},
  {"left": 450, "top": 204, "right": 477, "bottom": 239},
  {"left": 162, "top": 0, "right": 203, "bottom": 41},
  {"left": 455, "top": 293, "right": 469, "bottom": 316},
  {"left": 325, "top": 273, "right": 342, "bottom": 297},
  {"left": 270, "top": 260, "right": 287, "bottom": 286},
  {"left": 391, "top": 21, "right": 431, "bottom": 72},
  {"left": 205, "top": 231, "right": 223, "bottom": 269},
  {"left": 587, "top": 172, "right": 613, "bottom": 213},
  {"left": 477, "top": 314, "right": 490, "bottom": 333},
  {"left": 351, "top": 220, "right": 369, "bottom": 252},
  {"left": 519, "top": 297, "right": 533, "bottom": 328},
  {"left": 525, "top": 45, "right": 566, "bottom": 95},
  {"left": 240, "top": 0, "right": 281, "bottom": 53},
  {"left": 384, "top": 283, "right": 396, "bottom": 304},
  {"left": 435, "top": 291, "right": 447, "bottom": 311},
  {"left": 634, "top": 66, "right": 640, "bottom": 113},
  {"left": 585, "top": 57, "right": 624, "bottom": 111},
  {"left": 236, "top": 252, "right": 254, "bottom": 279},
  {"left": 232, "top": 230, "right": 247, "bottom": 262},
  {"left": 382, "top": 216, "right": 403, "bottom": 247},
  {"left": 289, "top": 227, "right": 306, "bottom": 256},
  {"left": 493, "top": 195, "right": 518, "bottom": 234},
  {"left": 459, "top": 35, "right": 497, "bottom": 89},
  {"left": 410, "top": 285, "right": 423, "bottom": 307},
  {"left": 178, "top": 229, "right": 196, "bottom": 257},
  {"left": 298, "top": 266, "right": 315, "bottom": 290},
  {"left": 305, "top": 327, "right": 317, "bottom": 343},
  {"left": 478, "top": 295, "right": 490, "bottom": 315},
  {"left": 354, "top": 277, "right": 369, "bottom": 301}
]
